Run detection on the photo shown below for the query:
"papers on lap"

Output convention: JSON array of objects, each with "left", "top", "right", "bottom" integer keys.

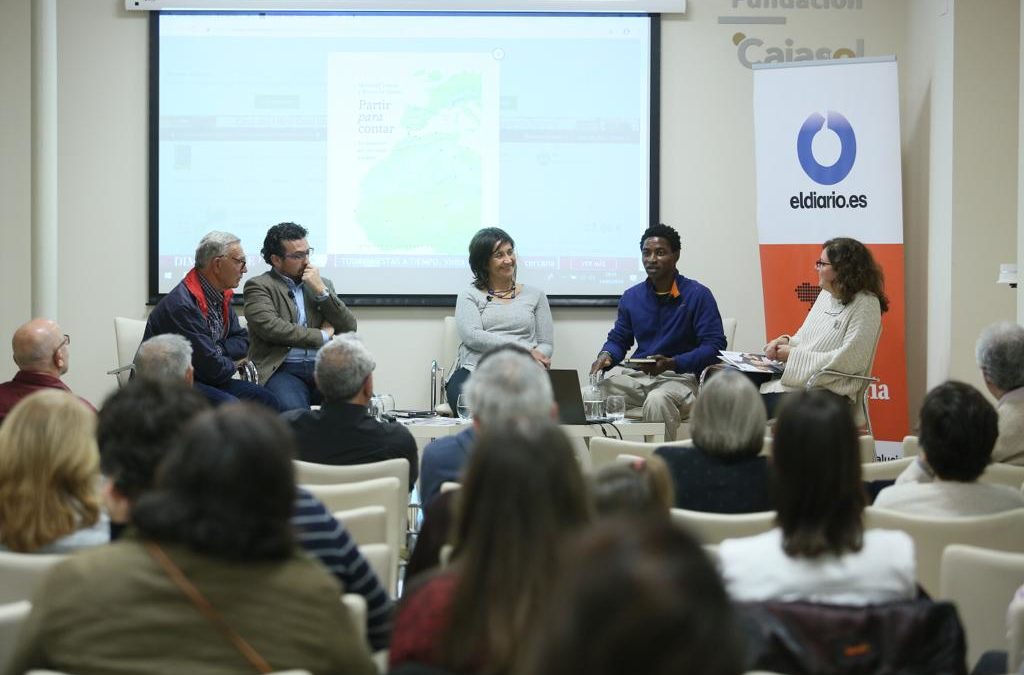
[{"left": 718, "top": 351, "right": 784, "bottom": 374}]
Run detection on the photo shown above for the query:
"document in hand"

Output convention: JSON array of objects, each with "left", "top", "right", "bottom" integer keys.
[{"left": 718, "top": 351, "right": 784, "bottom": 374}]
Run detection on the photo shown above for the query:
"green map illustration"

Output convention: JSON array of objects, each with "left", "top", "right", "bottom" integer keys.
[{"left": 355, "top": 70, "right": 485, "bottom": 253}]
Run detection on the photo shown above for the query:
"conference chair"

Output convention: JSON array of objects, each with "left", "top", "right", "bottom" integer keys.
[
  {"left": 979, "top": 462, "right": 1024, "bottom": 489},
  {"left": 902, "top": 435, "right": 921, "bottom": 457},
  {"left": 432, "top": 315, "right": 459, "bottom": 416},
  {"left": 294, "top": 458, "right": 410, "bottom": 537},
  {"left": 302, "top": 477, "right": 402, "bottom": 595},
  {"left": 107, "top": 316, "right": 146, "bottom": 386},
  {"left": 940, "top": 544, "right": 1024, "bottom": 668},
  {"left": 722, "top": 317, "right": 738, "bottom": 351},
  {"left": 341, "top": 593, "right": 367, "bottom": 643},
  {"left": 439, "top": 481, "right": 461, "bottom": 494},
  {"left": 588, "top": 437, "right": 692, "bottom": 471},
  {"left": 0, "top": 551, "right": 65, "bottom": 604},
  {"left": 332, "top": 506, "right": 388, "bottom": 548},
  {"left": 0, "top": 601, "right": 31, "bottom": 673},
  {"left": 864, "top": 506, "right": 1024, "bottom": 597},
  {"left": 861, "top": 456, "right": 913, "bottom": 482},
  {"left": 669, "top": 508, "right": 776, "bottom": 547},
  {"left": 806, "top": 325, "right": 882, "bottom": 436},
  {"left": 358, "top": 544, "right": 393, "bottom": 599}
]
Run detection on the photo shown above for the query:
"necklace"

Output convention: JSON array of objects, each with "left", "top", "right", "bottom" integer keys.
[{"left": 488, "top": 284, "right": 517, "bottom": 299}]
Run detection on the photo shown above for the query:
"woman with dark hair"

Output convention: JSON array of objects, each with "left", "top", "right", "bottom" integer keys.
[
  {"left": 389, "top": 422, "right": 592, "bottom": 674},
  {"left": 516, "top": 519, "right": 744, "bottom": 675},
  {"left": 446, "top": 227, "right": 554, "bottom": 411},
  {"left": 761, "top": 237, "right": 887, "bottom": 408},
  {"left": 719, "top": 390, "right": 916, "bottom": 604},
  {"left": 7, "top": 405, "right": 376, "bottom": 675}
]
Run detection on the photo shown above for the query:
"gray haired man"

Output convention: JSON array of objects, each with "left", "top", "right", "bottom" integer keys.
[
  {"left": 418, "top": 344, "right": 557, "bottom": 502},
  {"left": 977, "top": 321, "right": 1024, "bottom": 464},
  {"left": 134, "top": 333, "right": 194, "bottom": 385},
  {"left": 283, "top": 333, "right": 418, "bottom": 487},
  {"left": 143, "top": 231, "right": 282, "bottom": 410}
]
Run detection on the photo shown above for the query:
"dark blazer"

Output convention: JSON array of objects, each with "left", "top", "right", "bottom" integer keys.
[{"left": 243, "top": 271, "right": 357, "bottom": 383}]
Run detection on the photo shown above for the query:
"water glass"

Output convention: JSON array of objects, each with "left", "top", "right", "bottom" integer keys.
[
  {"left": 368, "top": 396, "right": 384, "bottom": 422},
  {"left": 606, "top": 395, "right": 625, "bottom": 421},
  {"left": 583, "top": 399, "right": 605, "bottom": 419},
  {"left": 457, "top": 394, "right": 472, "bottom": 421}
]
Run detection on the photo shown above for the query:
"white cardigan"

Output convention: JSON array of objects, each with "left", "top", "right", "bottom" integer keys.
[{"left": 761, "top": 289, "right": 881, "bottom": 400}]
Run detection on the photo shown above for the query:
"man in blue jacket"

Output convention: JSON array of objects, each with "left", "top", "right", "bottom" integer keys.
[
  {"left": 144, "top": 231, "right": 281, "bottom": 410},
  {"left": 590, "top": 223, "right": 725, "bottom": 440}
]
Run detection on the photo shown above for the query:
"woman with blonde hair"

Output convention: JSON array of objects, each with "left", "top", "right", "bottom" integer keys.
[{"left": 0, "top": 389, "right": 107, "bottom": 553}]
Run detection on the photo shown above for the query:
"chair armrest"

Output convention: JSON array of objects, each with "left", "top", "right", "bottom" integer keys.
[{"left": 806, "top": 369, "right": 880, "bottom": 389}]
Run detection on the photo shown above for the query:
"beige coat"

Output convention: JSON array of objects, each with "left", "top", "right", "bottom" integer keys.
[
  {"left": 243, "top": 271, "right": 357, "bottom": 383},
  {"left": 5, "top": 539, "right": 377, "bottom": 675}
]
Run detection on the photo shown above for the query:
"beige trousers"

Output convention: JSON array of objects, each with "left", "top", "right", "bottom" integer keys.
[{"left": 599, "top": 370, "right": 697, "bottom": 441}]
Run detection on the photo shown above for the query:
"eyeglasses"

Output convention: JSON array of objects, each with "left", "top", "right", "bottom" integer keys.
[
  {"left": 283, "top": 248, "right": 314, "bottom": 261},
  {"left": 218, "top": 255, "right": 247, "bottom": 268},
  {"left": 53, "top": 334, "right": 69, "bottom": 358},
  {"left": 814, "top": 260, "right": 833, "bottom": 269}
]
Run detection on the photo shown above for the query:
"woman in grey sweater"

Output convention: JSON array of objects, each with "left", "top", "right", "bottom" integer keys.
[{"left": 446, "top": 228, "right": 554, "bottom": 411}]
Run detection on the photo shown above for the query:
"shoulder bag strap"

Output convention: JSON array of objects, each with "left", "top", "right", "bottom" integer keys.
[{"left": 144, "top": 540, "right": 273, "bottom": 673}]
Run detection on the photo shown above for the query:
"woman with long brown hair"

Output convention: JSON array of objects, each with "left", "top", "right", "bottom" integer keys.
[
  {"left": 762, "top": 237, "right": 887, "bottom": 405},
  {"left": 389, "top": 421, "right": 591, "bottom": 674},
  {"left": 719, "top": 390, "right": 916, "bottom": 604},
  {"left": 0, "top": 389, "right": 106, "bottom": 553}
]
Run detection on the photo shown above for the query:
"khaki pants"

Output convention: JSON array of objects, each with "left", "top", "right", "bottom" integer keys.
[{"left": 598, "top": 370, "right": 697, "bottom": 441}]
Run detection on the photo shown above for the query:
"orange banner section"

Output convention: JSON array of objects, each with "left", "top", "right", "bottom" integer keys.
[{"left": 759, "top": 243, "right": 908, "bottom": 448}]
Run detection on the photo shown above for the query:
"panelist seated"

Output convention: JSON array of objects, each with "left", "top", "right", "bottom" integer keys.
[
  {"left": 144, "top": 231, "right": 282, "bottom": 411},
  {"left": 975, "top": 321, "right": 1024, "bottom": 465},
  {"left": 761, "top": 237, "right": 886, "bottom": 414},
  {"left": 446, "top": 227, "right": 553, "bottom": 412},
  {"left": 244, "top": 222, "right": 357, "bottom": 412},
  {"left": 590, "top": 223, "right": 726, "bottom": 441}
]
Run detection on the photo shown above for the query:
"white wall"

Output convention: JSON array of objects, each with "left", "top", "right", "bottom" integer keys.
[{"left": 0, "top": 0, "right": 1019, "bottom": 420}]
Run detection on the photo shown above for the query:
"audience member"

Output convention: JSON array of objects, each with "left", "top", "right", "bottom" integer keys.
[
  {"left": 445, "top": 227, "right": 554, "bottom": 411},
  {"left": 976, "top": 321, "right": 1024, "bottom": 465},
  {"left": 876, "top": 381, "right": 1024, "bottom": 516},
  {"left": 516, "top": 519, "right": 744, "bottom": 675},
  {"left": 655, "top": 369, "right": 770, "bottom": 513},
  {"left": 244, "top": 222, "right": 357, "bottom": 411},
  {"left": 8, "top": 404, "right": 376, "bottom": 675},
  {"left": 133, "top": 333, "right": 193, "bottom": 384},
  {"left": 0, "top": 390, "right": 107, "bottom": 553},
  {"left": 0, "top": 318, "right": 94, "bottom": 424},
  {"left": 719, "top": 390, "right": 916, "bottom": 604},
  {"left": 591, "top": 456, "right": 674, "bottom": 518},
  {"left": 97, "top": 379, "right": 393, "bottom": 650},
  {"left": 420, "top": 344, "right": 555, "bottom": 503},
  {"left": 284, "top": 333, "right": 418, "bottom": 488},
  {"left": 590, "top": 223, "right": 726, "bottom": 441},
  {"left": 389, "top": 422, "right": 592, "bottom": 674},
  {"left": 143, "top": 230, "right": 281, "bottom": 410}
]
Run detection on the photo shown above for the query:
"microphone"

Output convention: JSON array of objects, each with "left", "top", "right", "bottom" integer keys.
[
  {"left": 287, "top": 290, "right": 295, "bottom": 299},
  {"left": 486, "top": 295, "right": 492, "bottom": 302}
]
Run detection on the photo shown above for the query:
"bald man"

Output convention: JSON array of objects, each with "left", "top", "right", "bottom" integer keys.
[{"left": 0, "top": 318, "right": 95, "bottom": 424}]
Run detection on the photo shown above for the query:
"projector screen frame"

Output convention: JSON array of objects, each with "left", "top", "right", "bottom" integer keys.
[{"left": 146, "top": 10, "right": 661, "bottom": 308}]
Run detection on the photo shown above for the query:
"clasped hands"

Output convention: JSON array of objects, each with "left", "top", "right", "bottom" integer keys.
[{"left": 764, "top": 336, "right": 791, "bottom": 362}]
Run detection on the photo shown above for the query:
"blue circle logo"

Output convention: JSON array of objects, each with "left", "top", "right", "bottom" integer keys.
[{"left": 796, "top": 111, "right": 856, "bottom": 186}]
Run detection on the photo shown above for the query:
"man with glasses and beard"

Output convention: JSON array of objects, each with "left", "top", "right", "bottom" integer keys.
[{"left": 243, "top": 222, "right": 356, "bottom": 411}]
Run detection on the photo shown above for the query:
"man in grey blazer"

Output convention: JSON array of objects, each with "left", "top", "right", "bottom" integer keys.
[{"left": 244, "top": 222, "right": 357, "bottom": 411}]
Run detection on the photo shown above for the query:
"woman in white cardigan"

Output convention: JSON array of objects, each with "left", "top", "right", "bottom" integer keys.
[{"left": 761, "top": 237, "right": 887, "bottom": 404}]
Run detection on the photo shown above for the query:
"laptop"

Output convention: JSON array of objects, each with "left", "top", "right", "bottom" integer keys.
[{"left": 548, "top": 369, "right": 613, "bottom": 425}]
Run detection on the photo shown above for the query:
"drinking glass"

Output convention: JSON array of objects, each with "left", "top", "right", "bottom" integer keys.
[
  {"left": 377, "top": 393, "right": 396, "bottom": 413},
  {"left": 457, "top": 394, "right": 472, "bottom": 421},
  {"left": 368, "top": 396, "right": 384, "bottom": 422},
  {"left": 606, "top": 395, "right": 625, "bottom": 421}
]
